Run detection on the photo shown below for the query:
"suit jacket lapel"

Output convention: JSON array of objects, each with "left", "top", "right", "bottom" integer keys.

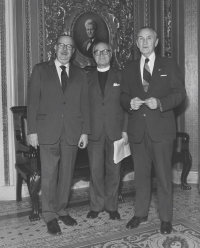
[
  {"left": 48, "top": 60, "right": 61, "bottom": 90},
  {"left": 135, "top": 60, "right": 145, "bottom": 95},
  {"left": 104, "top": 68, "right": 115, "bottom": 96},
  {"left": 147, "top": 57, "right": 163, "bottom": 95},
  {"left": 92, "top": 70, "right": 102, "bottom": 96},
  {"left": 66, "top": 63, "right": 76, "bottom": 92}
]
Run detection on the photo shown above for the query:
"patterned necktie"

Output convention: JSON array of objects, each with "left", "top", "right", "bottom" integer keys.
[
  {"left": 143, "top": 58, "right": 151, "bottom": 92},
  {"left": 60, "top": 65, "right": 68, "bottom": 93}
]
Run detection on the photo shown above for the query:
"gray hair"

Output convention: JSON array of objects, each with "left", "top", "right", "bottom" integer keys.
[
  {"left": 137, "top": 26, "right": 158, "bottom": 40},
  {"left": 85, "top": 19, "right": 98, "bottom": 30}
]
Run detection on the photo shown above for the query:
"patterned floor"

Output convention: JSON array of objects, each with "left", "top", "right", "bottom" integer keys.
[{"left": 0, "top": 181, "right": 200, "bottom": 248}]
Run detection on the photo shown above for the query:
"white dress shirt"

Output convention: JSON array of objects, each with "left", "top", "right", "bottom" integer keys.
[
  {"left": 55, "top": 59, "right": 69, "bottom": 85},
  {"left": 140, "top": 52, "right": 155, "bottom": 82}
]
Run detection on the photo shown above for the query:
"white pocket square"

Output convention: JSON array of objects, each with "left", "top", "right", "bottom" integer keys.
[
  {"left": 160, "top": 74, "right": 167, "bottom": 77},
  {"left": 113, "top": 83, "right": 120, "bottom": 86}
]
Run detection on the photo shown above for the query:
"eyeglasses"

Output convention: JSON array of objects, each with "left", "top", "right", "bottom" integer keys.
[
  {"left": 57, "top": 43, "right": 74, "bottom": 50},
  {"left": 93, "top": 49, "right": 111, "bottom": 56}
]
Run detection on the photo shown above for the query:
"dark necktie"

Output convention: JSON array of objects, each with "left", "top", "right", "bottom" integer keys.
[
  {"left": 87, "top": 39, "right": 92, "bottom": 51},
  {"left": 143, "top": 58, "right": 151, "bottom": 92},
  {"left": 60, "top": 65, "right": 68, "bottom": 93}
]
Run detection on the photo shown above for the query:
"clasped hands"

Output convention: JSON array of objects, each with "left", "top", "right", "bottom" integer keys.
[{"left": 130, "top": 97, "right": 158, "bottom": 110}]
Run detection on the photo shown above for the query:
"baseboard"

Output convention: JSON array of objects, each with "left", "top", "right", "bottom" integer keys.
[
  {"left": 172, "top": 168, "right": 198, "bottom": 185},
  {"left": 0, "top": 185, "right": 29, "bottom": 201}
]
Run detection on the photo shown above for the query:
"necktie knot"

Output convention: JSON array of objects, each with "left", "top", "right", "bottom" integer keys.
[
  {"left": 145, "top": 58, "right": 149, "bottom": 64},
  {"left": 60, "top": 65, "right": 66, "bottom": 71}
]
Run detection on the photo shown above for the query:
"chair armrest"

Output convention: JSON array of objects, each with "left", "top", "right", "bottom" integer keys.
[
  {"left": 176, "top": 132, "right": 189, "bottom": 143},
  {"left": 176, "top": 132, "right": 190, "bottom": 152}
]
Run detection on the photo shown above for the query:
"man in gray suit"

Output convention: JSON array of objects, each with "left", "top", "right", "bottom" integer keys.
[
  {"left": 86, "top": 42, "right": 128, "bottom": 220},
  {"left": 120, "top": 27, "right": 186, "bottom": 234},
  {"left": 27, "top": 35, "right": 90, "bottom": 235}
]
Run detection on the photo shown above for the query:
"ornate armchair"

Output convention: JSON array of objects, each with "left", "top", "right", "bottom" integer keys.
[{"left": 11, "top": 106, "right": 41, "bottom": 222}]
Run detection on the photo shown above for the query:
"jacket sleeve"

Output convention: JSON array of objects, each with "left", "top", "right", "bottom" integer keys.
[
  {"left": 80, "top": 70, "right": 90, "bottom": 135},
  {"left": 118, "top": 70, "right": 129, "bottom": 132},
  {"left": 120, "top": 64, "right": 134, "bottom": 114},
  {"left": 122, "top": 111, "right": 128, "bottom": 132},
  {"left": 159, "top": 59, "right": 186, "bottom": 111},
  {"left": 27, "top": 64, "right": 41, "bottom": 135}
]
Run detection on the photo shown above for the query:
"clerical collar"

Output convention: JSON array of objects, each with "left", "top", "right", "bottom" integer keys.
[{"left": 97, "top": 65, "right": 110, "bottom": 72}]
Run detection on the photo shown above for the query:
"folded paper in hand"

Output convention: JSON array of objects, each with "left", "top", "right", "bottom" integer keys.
[{"left": 113, "top": 138, "right": 131, "bottom": 164}]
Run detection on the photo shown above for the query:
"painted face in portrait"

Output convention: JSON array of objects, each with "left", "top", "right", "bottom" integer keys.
[
  {"left": 55, "top": 36, "right": 75, "bottom": 65},
  {"left": 93, "top": 42, "right": 112, "bottom": 68},
  {"left": 136, "top": 28, "right": 158, "bottom": 57},
  {"left": 86, "top": 24, "right": 97, "bottom": 39}
]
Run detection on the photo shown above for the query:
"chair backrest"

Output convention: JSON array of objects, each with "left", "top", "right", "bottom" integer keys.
[{"left": 21, "top": 115, "right": 29, "bottom": 147}]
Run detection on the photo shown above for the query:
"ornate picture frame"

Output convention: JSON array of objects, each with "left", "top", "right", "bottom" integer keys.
[{"left": 45, "top": 0, "right": 134, "bottom": 69}]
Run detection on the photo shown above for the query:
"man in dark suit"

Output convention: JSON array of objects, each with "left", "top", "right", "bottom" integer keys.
[
  {"left": 82, "top": 19, "right": 102, "bottom": 58},
  {"left": 27, "top": 35, "right": 90, "bottom": 235},
  {"left": 86, "top": 42, "right": 128, "bottom": 220},
  {"left": 120, "top": 27, "right": 186, "bottom": 234}
]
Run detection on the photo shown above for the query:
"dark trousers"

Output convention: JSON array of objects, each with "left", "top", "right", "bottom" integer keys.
[
  {"left": 40, "top": 127, "right": 78, "bottom": 222},
  {"left": 130, "top": 130, "right": 173, "bottom": 222},
  {"left": 87, "top": 129, "right": 121, "bottom": 212}
]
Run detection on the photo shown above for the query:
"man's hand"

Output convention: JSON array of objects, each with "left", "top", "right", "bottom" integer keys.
[
  {"left": 145, "top": 97, "right": 158, "bottom": 109},
  {"left": 122, "top": 132, "right": 128, "bottom": 145},
  {"left": 78, "top": 134, "right": 88, "bottom": 149},
  {"left": 28, "top": 133, "right": 39, "bottom": 149},
  {"left": 130, "top": 97, "right": 145, "bottom": 110}
]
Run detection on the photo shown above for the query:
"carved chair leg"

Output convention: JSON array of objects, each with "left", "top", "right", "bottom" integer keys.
[
  {"left": 26, "top": 174, "right": 31, "bottom": 196},
  {"left": 29, "top": 172, "right": 41, "bottom": 222},
  {"left": 16, "top": 172, "right": 23, "bottom": 202},
  {"left": 181, "top": 152, "right": 192, "bottom": 190}
]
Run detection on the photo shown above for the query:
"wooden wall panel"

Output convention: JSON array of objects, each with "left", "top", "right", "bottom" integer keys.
[{"left": 16, "top": 1, "right": 27, "bottom": 106}]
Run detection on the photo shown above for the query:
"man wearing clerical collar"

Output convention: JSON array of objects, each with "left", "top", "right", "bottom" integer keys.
[
  {"left": 86, "top": 42, "right": 128, "bottom": 220},
  {"left": 81, "top": 19, "right": 102, "bottom": 58}
]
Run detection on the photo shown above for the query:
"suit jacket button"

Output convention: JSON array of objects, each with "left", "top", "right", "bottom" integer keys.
[
  {"left": 63, "top": 102, "right": 65, "bottom": 104},
  {"left": 143, "top": 114, "right": 146, "bottom": 117}
]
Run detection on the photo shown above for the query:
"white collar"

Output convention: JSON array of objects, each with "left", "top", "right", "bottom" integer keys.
[
  {"left": 97, "top": 65, "right": 110, "bottom": 72},
  {"left": 55, "top": 59, "right": 69, "bottom": 69},
  {"left": 141, "top": 52, "right": 155, "bottom": 64}
]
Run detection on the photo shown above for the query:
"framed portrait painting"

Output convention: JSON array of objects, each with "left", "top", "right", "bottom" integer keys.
[{"left": 45, "top": 0, "right": 135, "bottom": 70}]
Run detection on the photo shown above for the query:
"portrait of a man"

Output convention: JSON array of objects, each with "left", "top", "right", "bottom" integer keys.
[
  {"left": 81, "top": 19, "right": 102, "bottom": 58},
  {"left": 72, "top": 12, "right": 109, "bottom": 63}
]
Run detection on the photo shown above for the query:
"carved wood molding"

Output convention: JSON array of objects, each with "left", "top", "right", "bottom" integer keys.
[{"left": 163, "top": 0, "right": 172, "bottom": 58}]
